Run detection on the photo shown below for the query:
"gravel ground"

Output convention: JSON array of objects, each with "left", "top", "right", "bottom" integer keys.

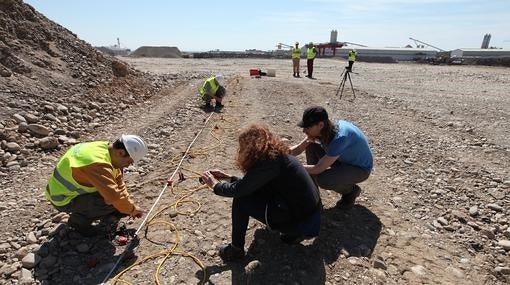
[{"left": 1, "top": 58, "right": 509, "bottom": 284}]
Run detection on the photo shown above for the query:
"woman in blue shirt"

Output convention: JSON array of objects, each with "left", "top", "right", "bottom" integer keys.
[{"left": 291, "top": 106, "right": 373, "bottom": 209}]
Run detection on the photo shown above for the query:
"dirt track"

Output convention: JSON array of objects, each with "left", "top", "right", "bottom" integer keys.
[{"left": 2, "top": 58, "right": 509, "bottom": 284}]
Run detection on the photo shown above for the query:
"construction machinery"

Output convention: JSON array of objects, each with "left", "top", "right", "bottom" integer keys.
[
  {"left": 343, "top": 42, "right": 367, "bottom": 48},
  {"left": 409, "top": 37, "right": 445, "bottom": 52},
  {"left": 276, "top": 43, "right": 294, "bottom": 50}
]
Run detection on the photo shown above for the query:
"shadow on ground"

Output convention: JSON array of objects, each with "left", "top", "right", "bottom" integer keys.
[
  {"left": 199, "top": 205, "right": 382, "bottom": 284},
  {"left": 33, "top": 225, "right": 136, "bottom": 285}
]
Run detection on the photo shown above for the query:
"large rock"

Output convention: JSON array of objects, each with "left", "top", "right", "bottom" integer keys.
[
  {"left": 38, "top": 137, "right": 59, "bottom": 150},
  {"left": 5, "top": 142, "right": 21, "bottom": 152},
  {"left": 12, "top": 113, "right": 26, "bottom": 123},
  {"left": 0, "top": 0, "right": 16, "bottom": 6},
  {"left": 0, "top": 65, "right": 12, "bottom": 77},
  {"left": 27, "top": 124, "right": 50, "bottom": 137},
  {"left": 23, "top": 113, "right": 39, "bottom": 123},
  {"left": 498, "top": 240, "right": 510, "bottom": 251},
  {"left": 112, "top": 60, "right": 128, "bottom": 77},
  {"left": 21, "top": 253, "right": 38, "bottom": 269}
]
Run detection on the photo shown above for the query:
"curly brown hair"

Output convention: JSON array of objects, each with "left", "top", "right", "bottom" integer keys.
[{"left": 236, "top": 124, "right": 290, "bottom": 173}]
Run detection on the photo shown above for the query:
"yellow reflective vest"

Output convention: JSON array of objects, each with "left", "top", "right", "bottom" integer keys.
[
  {"left": 292, "top": 47, "right": 301, "bottom": 59},
  {"left": 348, "top": 50, "right": 357, "bottom": 61},
  {"left": 307, "top": 47, "right": 317, "bottom": 59},
  {"left": 200, "top": 76, "right": 219, "bottom": 98},
  {"left": 46, "top": 141, "right": 117, "bottom": 206}
]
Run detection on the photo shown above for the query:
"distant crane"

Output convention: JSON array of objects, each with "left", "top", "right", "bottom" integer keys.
[
  {"left": 409, "top": 37, "right": 445, "bottom": 52},
  {"left": 343, "top": 42, "right": 367, "bottom": 47},
  {"left": 277, "top": 43, "right": 294, "bottom": 50}
]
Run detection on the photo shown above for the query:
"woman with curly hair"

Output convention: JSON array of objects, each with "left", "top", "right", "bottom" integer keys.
[{"left": 201, "top": 124, "right": 321, "bottom": 262}]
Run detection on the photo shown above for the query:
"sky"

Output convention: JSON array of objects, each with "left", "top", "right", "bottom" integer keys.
[{"left": 24, "top": 0, "right": 510, "bottom": 52}]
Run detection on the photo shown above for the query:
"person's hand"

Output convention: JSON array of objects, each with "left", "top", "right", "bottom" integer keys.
[
  {"left": 303, "top": 136, "right": 315, "bottom": 146},
  {"left": 200, "top": 171, "right": 219, "bottom": 189},
  {"left": 131, "top": 205, "right": 144, "bottom": 219},
  {"left": 208, "top": 169, "right": 231, "bottom": 180}
]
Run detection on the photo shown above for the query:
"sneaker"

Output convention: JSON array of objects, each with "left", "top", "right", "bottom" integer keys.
[
  {"left": 337, "top": 185, "right": 362, "bottom": 210},
  {"left": 218, "top": 243, "right": 245, "bottom": 262},
  {"left": 215, "top": 103, "right": 224, "bottom": 109}
]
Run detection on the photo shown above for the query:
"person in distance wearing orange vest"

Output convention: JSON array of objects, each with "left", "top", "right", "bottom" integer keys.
[{"left": 45, "top": 135, "right": 148, "bottom": 237}]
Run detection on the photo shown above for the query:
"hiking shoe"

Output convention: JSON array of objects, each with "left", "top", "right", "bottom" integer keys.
[
  {"left": 97, "top": 214, "right": 122, "bottom": 238},
  {"left": 218, "top": 244, "right": 245, "bottom": 262},
  {"left": 204, "top": 102, "right": 213, "bottom": 110},
  {"left": 337, "top": 185, "right": 362, "bottom": 210},
  {"left": 68, "top": 221, "right": 98, "bottom": 237}
]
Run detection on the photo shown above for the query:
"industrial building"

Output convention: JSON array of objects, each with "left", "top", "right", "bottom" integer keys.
[
  {"left": 311, "top": 30, "right": 437, "bottom": 62},
  {"left": 332, "top": 47, "right": 437, "bottom": 63},
  {"left": 450, "top": 48, "right": 510, "bottom": 58}
]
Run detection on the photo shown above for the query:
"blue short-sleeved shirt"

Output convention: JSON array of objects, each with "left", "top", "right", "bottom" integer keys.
[{"left": 325, "top": 120, "right": 373, "bottom": 172}]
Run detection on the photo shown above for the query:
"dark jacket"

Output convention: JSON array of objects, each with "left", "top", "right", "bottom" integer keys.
[{"left": 214, "top": 155, "right": 321, "bottom": 221}]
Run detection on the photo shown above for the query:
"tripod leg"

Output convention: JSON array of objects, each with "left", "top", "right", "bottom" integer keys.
[
  {"left": 335, "top": 70, "right": 346, "bottom": 97},
  {"left": 339, "top": 73, "right": 347, "bottom": 99},
  {"left": 347, "top": 72, "right": 355, "bottom": 99}
]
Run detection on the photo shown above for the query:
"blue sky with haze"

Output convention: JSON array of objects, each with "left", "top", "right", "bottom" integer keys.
[{"left": 24, "top": 0, "right": 510, "bottom": 51}]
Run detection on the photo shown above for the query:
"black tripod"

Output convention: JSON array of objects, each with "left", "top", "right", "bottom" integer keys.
[{"left": 335, "top": 68, "right": 356, "bottom": 100}]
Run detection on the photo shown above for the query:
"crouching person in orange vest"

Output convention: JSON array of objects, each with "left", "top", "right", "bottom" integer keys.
[{"left": 45, "top": 135, "right": 148, "bottom": 237}]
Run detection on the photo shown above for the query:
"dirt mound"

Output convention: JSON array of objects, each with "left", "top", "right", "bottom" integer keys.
[
  {"left": 130, "top": 46, "right": 182, "bottom": 58},
  {"left": 0, "top": 0, "right": 167, "bottom": 172}
]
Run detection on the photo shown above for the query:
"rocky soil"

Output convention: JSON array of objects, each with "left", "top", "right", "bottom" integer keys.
[{"left": 1, "top": 1, "right": 509, "bottom": 285}]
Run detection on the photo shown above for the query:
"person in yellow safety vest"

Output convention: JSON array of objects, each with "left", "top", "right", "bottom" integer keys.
[
  {"left": 45, "top": 135, "right": 148, "bottom": 236},
  {"left": 306, "top": 42, "right": 318, "bottom": 79},
  {"left": 347, "top": 49, "right": 358, "bottom": 71},
  {"left": 199, "top": 75, "right": 226, "bottom": 110},
  {"left": 292, "top": 42, "right": 301, "bottom": 78}
]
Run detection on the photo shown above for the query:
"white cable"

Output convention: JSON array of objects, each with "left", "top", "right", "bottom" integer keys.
[{"left": 102, "top": 111, "right": 215, "bottom": 284}]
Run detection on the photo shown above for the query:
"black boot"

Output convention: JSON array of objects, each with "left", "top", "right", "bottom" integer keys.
[
  {"left": 204, "top": 102, "right": 213, "bottom": 111},
  {"left": 68, "top": 214, "right": 97, "bottom": 237},
  {"left": 215, "top": 103, "right": 224, "bottom": 110},
  {"left": 218, "top": 243, "right": 245, "bottom": 262},
  {"left": 336, "top": 185, "right": 362, "bottom": 209}
]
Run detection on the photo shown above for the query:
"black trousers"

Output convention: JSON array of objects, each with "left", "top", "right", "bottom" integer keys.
[
  {"left": 54, "top": 192, "right": 123, "bottom": 226},
  {"left": 307, "top": 59, "right": 314, "bottom": 77},
  {"left": 232, "top": 195, "right": 306, "bottom": 248},
  {"left": 348, "top": 61, "right": 354, "bottom": 71}
]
